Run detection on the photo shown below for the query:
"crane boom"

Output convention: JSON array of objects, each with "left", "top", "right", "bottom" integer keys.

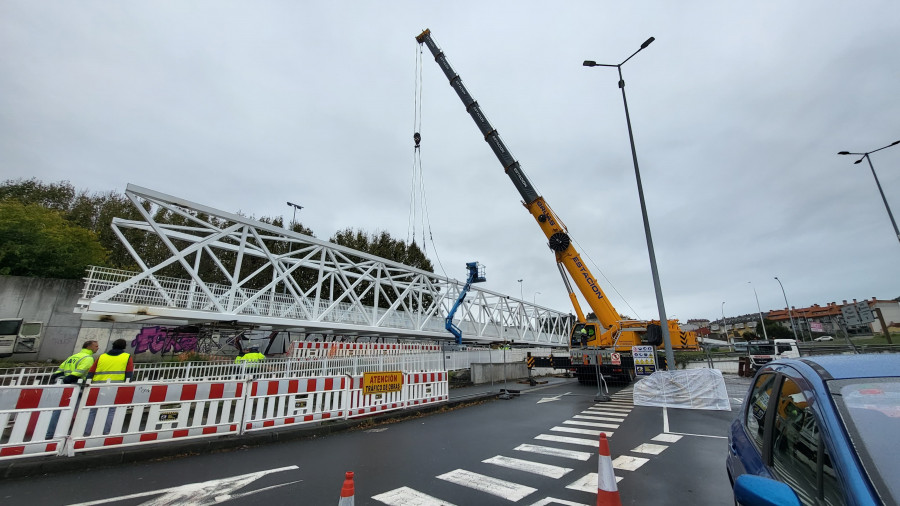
[{"left": 416, "top": 28, "right": 620, "bottom": 330}]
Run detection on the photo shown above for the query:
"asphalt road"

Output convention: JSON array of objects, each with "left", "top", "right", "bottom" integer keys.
[{"left": 0, "top": 375, "right": 752, "bottom": 505}]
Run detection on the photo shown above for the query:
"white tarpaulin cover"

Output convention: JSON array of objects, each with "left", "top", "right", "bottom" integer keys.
[{"left": 632, "top": 368, "right": 731, "bottom": 411}]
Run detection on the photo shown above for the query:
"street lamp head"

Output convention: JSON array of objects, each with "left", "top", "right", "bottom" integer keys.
[
  {"left": 854, "top": 159, "right": 863, "bottom": 165},
  {"left": 837, "top": 151, "right": 851, "bottom": 155},
  {"left": 583, "top": 60, "right": 598, "bottom": 67},
  {"left": 641, "top": 37, "right": 655, "bottom": 49}
]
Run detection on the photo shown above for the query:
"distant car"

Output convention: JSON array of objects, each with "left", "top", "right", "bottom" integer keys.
[
  {"left": 814, "top": 335, "right": 834, "bottom": 342},
  {"left": 726, "top": 354, "right": 900, "bottom": 505}
]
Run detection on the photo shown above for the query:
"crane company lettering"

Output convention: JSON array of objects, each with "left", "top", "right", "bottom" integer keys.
[{"left": 362, "top": 371, "right": 403, "bottom": 395}]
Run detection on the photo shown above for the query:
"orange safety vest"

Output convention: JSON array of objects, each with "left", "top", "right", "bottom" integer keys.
[{"left": 93, "top": 352, "right": 131, "bottom": 382}]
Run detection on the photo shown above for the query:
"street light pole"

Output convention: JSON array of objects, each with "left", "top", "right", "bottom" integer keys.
[
  {"left": 533, "top": 291, "right": 541, "bottom": 306},
  {"left": 584, "top": 36, "right": 675, "bottom": 370},
  {"left": 721, "top": 302, "right": 728, "bottom": 343},
  {"left": 518, "top": 279, "right": 524, "bottom": 300},
  {"left": 749, "top": 281, "right": 769, "bottom": 340},
  {"left": 838, "top": 140, "right": 900, "bottom": 246},
  {"left": 774, "top": 276, "right": 800, "bottom": 341}
]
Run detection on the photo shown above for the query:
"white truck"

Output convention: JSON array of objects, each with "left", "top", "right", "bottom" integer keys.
[
  {"left": 748, "top": 339, "right": 800, "bottom": 371},
  {"left": 0, "top": 318, "right": 44, "bottom": 357}
]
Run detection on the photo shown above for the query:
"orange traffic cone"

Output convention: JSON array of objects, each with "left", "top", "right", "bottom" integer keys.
[
  {"left": 597, "top": 432, "right": 622, "bottom": 506},
  {"left": 338, "top": 471, "right": 355, "bottom": 506}
]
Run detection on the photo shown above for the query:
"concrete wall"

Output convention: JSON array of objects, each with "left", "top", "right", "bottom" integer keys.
[
  {"left": 0, "top": 276, "right": 83, "bottom": 362},
  {"left": 471, "top": 362, "right": 529, "bottom": 384}
]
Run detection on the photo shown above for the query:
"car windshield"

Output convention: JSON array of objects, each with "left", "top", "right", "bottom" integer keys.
[
  {"left": 749, "top": 343, "right": 774, "bottom": 355},
  {"left": 830, "top": 378, "right": 900, "bottom": 504}
]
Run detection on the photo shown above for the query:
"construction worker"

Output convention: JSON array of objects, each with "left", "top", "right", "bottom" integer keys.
[
  {"left": 580, "top": 327, "right": 588, "bottom": 348},
  {"left": 239, "top": 345, "right": 266, "bottom": 363},
  {"left": 87, "top": 339, "right": 134, "bottom": 382},
  {"left": 50, "top": 340, "right": 99, "bottom": 384}
]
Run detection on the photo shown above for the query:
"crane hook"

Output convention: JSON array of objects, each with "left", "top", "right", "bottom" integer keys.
[{"left": 413, "top": 132, "right": 421, "bottom": 149}]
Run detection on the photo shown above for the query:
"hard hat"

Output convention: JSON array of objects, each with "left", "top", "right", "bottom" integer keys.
[{"left": 249, "top": 345, "right": 260, "bottom": 352}]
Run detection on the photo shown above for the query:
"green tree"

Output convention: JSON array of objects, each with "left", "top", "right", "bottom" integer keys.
[{"left": 0, "top": 201, "right": 107, "bottom": 278}]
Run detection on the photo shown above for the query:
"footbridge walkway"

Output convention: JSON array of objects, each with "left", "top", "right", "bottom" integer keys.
[{"left": 76, "top": 185, "right": 572, "bottom": 347}]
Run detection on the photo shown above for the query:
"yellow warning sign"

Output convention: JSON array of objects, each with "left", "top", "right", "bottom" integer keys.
[{"left": 362, "top": 371, "right": 403, "bottom": 395}]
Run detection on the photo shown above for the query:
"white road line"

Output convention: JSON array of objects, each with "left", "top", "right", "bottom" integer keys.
[
  {"left": 563, "top": 420, "right": 619, "bottom": 429},
  {"left": 529, "top": 497, "right": 590, "bottom": 506},
  {"left": 586, "top": 406, "right": 632, "bottom": 413},
  {"left": 663, "top": 406, "right": 669, "bottom": 433},
  {"left": 566, "top": 473, "right": 623, "bottom": 493},
  {"left": 667, "top": 431, "right": 728, "bottom": 439},
  {"left": 483, "top": 455, "right": 573, "bottom": 479},
  {"left": 551, "top": 425, "right": 603, "bottom": 436},
  {"left": 612, "top": 455, "right": 649, "bottom": 471},
  {"left": 437, "top": 469, "right": 536, "bottom": 502},
  {"left": 732, "top": 397, "right": 744, "bottom": 404},
  {"left": 372, "top": 486, "right": 456, "bottom": 506},
  {"left": 535, "top": 434, "right": 603, "bottom": 447},
  {"left": 652, "top": 433, "right": 682, "bottom": 443},
  {"left": 514, "top": 444, "right": 592, "bottom": 461},
  {"left": 68, "top": 465, "right": 299, "bottom": 506},
  {"left": 632, "top": 443, "right": 668, "bottom": 455},
  {"left": 595, "top": 401, "right": 633, "bottom": 407},
  {"left": 574, "top": 414, "right": 625, "bottom": 423}
]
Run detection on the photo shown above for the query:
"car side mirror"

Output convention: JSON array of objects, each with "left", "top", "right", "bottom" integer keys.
[{"left": 734, "top": 475, "right": 801, "bottom": 506}]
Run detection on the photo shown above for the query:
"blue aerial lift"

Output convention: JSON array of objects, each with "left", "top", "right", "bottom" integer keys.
[{"left": 445, "top": 262, "right": 486, "bottom": 344}]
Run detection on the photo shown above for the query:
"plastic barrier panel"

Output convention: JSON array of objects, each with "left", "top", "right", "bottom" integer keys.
[
  {"left": 347, "top": 375, "right": 405, "bottom": 417},
  {"left": 243, "top": 376, "right": 351, "bottom": 432},
  {"left": 404, "top": 372, "right": 449, "bottom": 407},
  {"left": 0, "top": 385, "right": 78, "bottom": 460},
  {"left": 67, "top": 380, "right": 244, "bottom": 454}
]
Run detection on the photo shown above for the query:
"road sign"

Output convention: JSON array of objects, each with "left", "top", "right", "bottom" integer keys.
[
  {"left": 610, "top": 352, "right": 621, "bottom": 365},
  {"left": 856, "top": 301, "right": 875, "bottom": 324},
  {"left": 841, "top": 304, "right": 861, "bottom": 326},
  {"left": 632, "top": 345, "right": 657, "bottom": 376},
  {"left": 362, "top": 371, "right": 403, "bottom": 395}
]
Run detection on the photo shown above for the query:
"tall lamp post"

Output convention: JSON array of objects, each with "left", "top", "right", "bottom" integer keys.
[
  {"left": 748, "top": 281, "right": 769, "bottom": 340},
  {"left": 774, "top": 276, "right": 800, "bottom": 341},
  {"left": 838, "top": 140, "right": 900, "bottom": 246},
  {"left": 286, "top": 201, "right": 303, "bottom": 231},
  {"left": 533, "top": 291, "right": 541, "bottom": 306},
  {"left": 584, "top": 36, "right": 675, "bottom": 370},
  {"left": 721, "top": 302, "right": 728, "bottom": 343},
  {"left": 518, "top": 279, "right": 524, "bottom": 300}
]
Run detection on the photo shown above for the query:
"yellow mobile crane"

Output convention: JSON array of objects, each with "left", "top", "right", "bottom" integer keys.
[{"left": 416, "top": 29, "right": 698, "bottom": 384}]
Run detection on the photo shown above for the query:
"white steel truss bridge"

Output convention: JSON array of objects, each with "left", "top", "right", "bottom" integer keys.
[{"left": 76, "top": 184, "right": 572, "bottom": 347}]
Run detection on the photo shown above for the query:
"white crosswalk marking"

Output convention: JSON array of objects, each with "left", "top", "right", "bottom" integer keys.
[
  {"left": 573, "top": 414, "right": 625, "bottom": 422},
  {"left": 612, "top": 455, "right": 649, "bottom": 471},
  {"left": 483, "top": 455, "right": 573, "bottom": 479},
  {"left": 372, "top": 486, "right": 457, "bottom": 506},
  {"left": 514, "top": 444, "right": 592, "bottom": 461},
  {"left": 652, "top": 433, "right": 682, "bottom": 443},
  {"left": 586, "top": 406, "right": 632, "bottom": 413},
  {"left": 566, "top": 472, "right": 623, "bottom": 493},
  {"left": 563, "top": 420, "right": 619, "bottom": 429},
  {"left": 528, "top": 498, "right": 590, "bottom": 506},
  {"left": 437, "top": 469, "right": 536, "bottom": 502},
  {"left": 551, "top": 425, "right": 604, "bottom": 436},
  {"left": 632, "top": 443, "right": 668, "bottom": 455},
  {"left": 535, "top": 434, "right": 603, "bottom": 447}
]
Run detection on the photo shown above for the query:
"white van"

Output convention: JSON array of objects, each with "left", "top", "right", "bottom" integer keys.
[
  {"left": 748, "top": 339, "right": 799, "bottom": 370},
  {"left": 0, "top": 318, "right": 43, "bottom": 357}
]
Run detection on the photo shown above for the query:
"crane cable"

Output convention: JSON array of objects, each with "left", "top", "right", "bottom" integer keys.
[
  {"left": 571, "top": 235, "right": 643, "bottom": 320},
  {"left": 409, "top": 42, "right": 447, "bottom": 278}
]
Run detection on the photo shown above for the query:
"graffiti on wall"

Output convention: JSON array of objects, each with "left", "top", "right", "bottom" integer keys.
[{"left": 132, "top": 325, "right": 199, "bottom": 354}]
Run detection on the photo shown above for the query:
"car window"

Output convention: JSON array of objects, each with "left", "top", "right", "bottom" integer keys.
[
  {"left": 831, "top": 378, "right": 900, "bottom": 505},
  {"left": 771, "top": 377, "right": 842, "bottom": 506},
  {"left": 746, "top": 373, "right": 776, "bottom": 452}
]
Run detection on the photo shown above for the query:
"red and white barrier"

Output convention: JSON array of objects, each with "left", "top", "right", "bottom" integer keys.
[
  {"left": 243, "top": 376, "right": 351, "bottom": 432},
  {"left": 0, "top": 385, "right": 78, "bottom": 459},
  {"left": 597, "top": 432, "right": 622, "bottom": 506},
  {"left": 404, "top": 372, "right": 448, "bottom": 407},
  {"left": 66, "top": 380, "right": 244, "bottom": 454}
]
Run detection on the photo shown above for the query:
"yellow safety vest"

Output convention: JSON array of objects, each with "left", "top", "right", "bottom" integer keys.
[
  {"left": 93, "top": 353, "right": 130, "bottom": 382},
  {"left": 240, "top": 352, "right": 266, "bottom": 363},
  {"left": 57, "top": 349, "right": 94, "bottom": 378}
]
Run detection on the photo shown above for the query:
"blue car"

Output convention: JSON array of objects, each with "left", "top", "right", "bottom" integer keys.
[{"left": 726, "top": 354, "right": 900, "bottom": 505}]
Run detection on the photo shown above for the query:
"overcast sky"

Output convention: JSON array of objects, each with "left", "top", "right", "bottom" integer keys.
[{"left": 2, "top": 1, "right": 898, "bottom": 323}]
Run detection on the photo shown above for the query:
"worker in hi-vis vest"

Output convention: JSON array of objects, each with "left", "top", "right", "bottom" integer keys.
[
  {"left": 87, "top": 338, "right": 134, "bottom": 382},
  {"left": 239, "top": 345, "right": 266, "bottom": 363}
]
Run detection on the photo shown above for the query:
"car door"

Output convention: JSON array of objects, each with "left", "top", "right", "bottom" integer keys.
[{"left": 730, "top": 369, "right": 780, "bottom": 479}]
